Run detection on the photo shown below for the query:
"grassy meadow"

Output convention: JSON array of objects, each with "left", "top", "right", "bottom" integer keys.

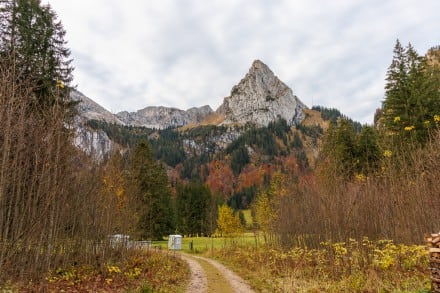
[
  {"left": 206, "top": 237, "right": 430, "bottom": 292},
  {"left": 152, "top": 208, "right": 431, "bottom": 292}
]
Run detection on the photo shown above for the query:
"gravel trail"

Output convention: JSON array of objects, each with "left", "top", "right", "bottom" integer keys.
[{"left": 180, "top": 253, "right": 255, "bottom": 293}]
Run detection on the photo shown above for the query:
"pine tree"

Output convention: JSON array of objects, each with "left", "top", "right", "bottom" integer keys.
[
  {"left": 318, "top": 119, "right": 357, "bottom": 181},
  {"left": 318, "top": 120, "right": 380, "bottom": 181},
  {"left": 355, "top": 126, "right": 380, "bottom": 174},
  {"left": 0, "top": 0, "right": 74, "bottom": 118},
  {"left": 129, "top": 141, "right": 174, "bottom": 240},
  {"left": 176, "top": 181, "right": 212, "bottom": 236},
  {"left": 382, "top": 40, "right": 440, "bottom": 144},
  {"left": 230, "top": 145, "right": 250, "bottom": 176}
]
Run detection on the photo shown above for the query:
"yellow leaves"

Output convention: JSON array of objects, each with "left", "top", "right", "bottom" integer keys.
[
  {"left": 56, "top": 80, "right": 64, "bottom": 89},
  {"left": 404, "top": 125, "right": 415, "bottom": 131},
  {"left": 372, "top": 240, "right": 398, "bottom": 270},
  {"left": 213, "top": 237, "right": 428, "bottom": 292},
  {"left": 393, "top": 116, "right": 401, "bottom": 123},
  {"left": 106, "top": 265, "right": 121, "bottom": 274},
  {"left": 116, "top": 186, "right": 124, "bottom": 198},
  {"left": 400, "top": 245, "right": 428, "bottom": 270},
  {"left": 253, "top": 191, "right": 276, "bottom": 235},
  {"left": 124, "top": 267, "right": 142, "bottom": 279},
  {"left": 333, "top": 242, "right": 348, "bottom": 256},
  {"left": 101, "top": 172, "right": 126, "bottom": 208},
  {"left": 46, "top": 267, "right": 77, "bottom": 283},
  {"left": 216, "top": 204, "right": 243, "bottom": 237},
  {"left": 320, "top": 238, "right": 428, "bottom": 273},
  {"left": 434, "top": 114, "right": 440, "bottom": 122},
  {"left": 383, "top": 150, "right": 392, "bottom": 158},
  {"left": 355, "top": 173, "right": 366, "bottom": 182}
]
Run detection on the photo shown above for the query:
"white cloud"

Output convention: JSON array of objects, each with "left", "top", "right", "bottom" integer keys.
[{"left": 44, "top": 0, "right": 440, "bottom": 123}]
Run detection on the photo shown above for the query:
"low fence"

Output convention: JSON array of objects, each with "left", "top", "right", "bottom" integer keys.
[{"left": 109, "top": 239, "right": 152, "bottom": 250}]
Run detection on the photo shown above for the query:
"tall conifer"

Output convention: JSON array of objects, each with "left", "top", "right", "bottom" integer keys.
[
  {"left": 0, "top": 0, "right": 74, "bottom": 117},
  {"left": 382, "top": 40, "right": 440, "bottom": 144},
  {"left": 129, "top": 141, "right": 174, "bottom": 240}
]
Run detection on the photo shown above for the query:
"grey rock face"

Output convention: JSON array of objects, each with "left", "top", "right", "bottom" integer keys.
[
  {"left": 182, "top": 127, "right": 243, "bottom": 156},
  {"left": 116, "top": 105, "right": 213, "bottom": 129},
  {"left": 218, "top": 60, "right": 307, "bottom": 126},
  {"left": 71, "top": 90, "right": 125, "bottom": 125},
  {"left": 71, "top": 90, "right": 119, "bottom": 160},
  {"left": 73, "top": 126, "right": 115, "bottom": 161}
]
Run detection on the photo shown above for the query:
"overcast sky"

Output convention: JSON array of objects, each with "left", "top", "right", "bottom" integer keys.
[{"left": 44, "top": 0, "right": 439, "bottom": 124}]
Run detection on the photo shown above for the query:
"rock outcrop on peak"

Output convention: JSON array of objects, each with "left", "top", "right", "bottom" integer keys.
[
  {"left": 218, "top": 60, "right": 307, "bottom": 126},
  {"left": 116, "top": 105, "right": 213, "bottom": 129}
]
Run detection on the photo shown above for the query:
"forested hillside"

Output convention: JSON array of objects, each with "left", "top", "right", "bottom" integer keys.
[{"left": 86, "top": 110, "right": 334, "bottom": 209}]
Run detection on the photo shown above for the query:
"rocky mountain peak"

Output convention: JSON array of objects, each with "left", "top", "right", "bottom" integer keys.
[
  {"left": 250, "top": 59, "right": 271, "bottom": 73},
  {"left": 218, "top": 60, "right": 307, "bottom": 126}
]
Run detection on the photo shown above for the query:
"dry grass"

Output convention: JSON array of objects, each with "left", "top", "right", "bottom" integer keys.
[
  {"left": 179, "top": 112, "right": 226, "bottom": 131},
  {"left": 209, "top": 239, "right": 430, "bottom": 292},
  {"left": 301, "top": 108, "right": 329, "bottom": 130}
]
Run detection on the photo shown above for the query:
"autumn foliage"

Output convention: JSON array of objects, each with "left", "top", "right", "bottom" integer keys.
[{"left": 206, "top": 160, "right": 235, "bottom": 199}]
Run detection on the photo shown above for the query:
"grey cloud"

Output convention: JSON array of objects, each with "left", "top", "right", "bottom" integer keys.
[{"left": 45, "top": 0, "right": 440, "bottom": 124}]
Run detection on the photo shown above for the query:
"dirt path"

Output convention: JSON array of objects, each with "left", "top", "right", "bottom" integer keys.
[{"left": 180, "top": 253, "right": 255, "bottom": 293}]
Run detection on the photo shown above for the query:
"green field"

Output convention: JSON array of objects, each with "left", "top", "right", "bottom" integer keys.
[
  {"left": 153, "top": 232, "right": 264, "bottom": 254},
  {"left": 152, "top": 209, "right": 258, "bottom": 253},
  {"left": 241, "top": 209, "right": 253, "bottom": 228}
]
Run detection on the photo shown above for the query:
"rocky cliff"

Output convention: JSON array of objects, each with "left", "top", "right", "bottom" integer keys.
[
  {"left": 71, "top": 90, "right": 119, "bottom": 160},
  {"left": 218, "top": 60, "right": 307, "bottom": 126},
  {"left": 116, "top": 105, "right": 213, "bottom": 129},
  {"left": 73, "top": 126, "right": 115, "bottom": 161}
]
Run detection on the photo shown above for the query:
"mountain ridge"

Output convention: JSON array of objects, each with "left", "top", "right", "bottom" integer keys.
[
  {"left": 74, "top": 59, "right": 308, "bottom": 130},
  {"left": 115, "top": 105, "right": 213, "bottom": 129}
]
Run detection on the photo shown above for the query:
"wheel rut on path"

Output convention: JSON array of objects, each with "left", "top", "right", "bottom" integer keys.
[{"left": 180, "top": 253, "right": 255, "bottom": 293}]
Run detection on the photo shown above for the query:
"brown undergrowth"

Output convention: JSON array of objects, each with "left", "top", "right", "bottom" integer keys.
[{"left": 2, "top": 249, "right": 190, "bottom": 293}]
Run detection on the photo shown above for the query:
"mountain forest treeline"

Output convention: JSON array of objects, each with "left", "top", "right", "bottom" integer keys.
[{"left": 1, "top": 0, "right": 440, "bottom": 286}]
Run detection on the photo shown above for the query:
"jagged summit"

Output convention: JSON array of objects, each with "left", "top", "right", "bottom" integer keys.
[{"left": 217, "top": 59, "right": 307, "bottom": 126}]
